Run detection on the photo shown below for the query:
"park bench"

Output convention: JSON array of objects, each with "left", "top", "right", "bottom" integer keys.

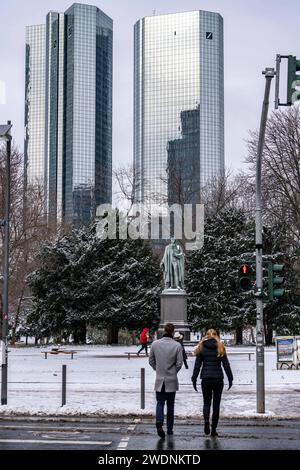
[
  {"left": 227, "top": 351, "right": 254, "bottom": 361},
  {"left": 42, "top": 348, "right": 77, "bottom": 360},
  {"left": 124, "top": 352, "right": 149, "bottom": 360},
  {"left": 185, "top": 351, "right": 254, "bottom": 360}
]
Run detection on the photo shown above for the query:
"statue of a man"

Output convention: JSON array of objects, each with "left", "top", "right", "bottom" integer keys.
[{"left": 160, "top": 238, "right": 184, "bottom": 290}]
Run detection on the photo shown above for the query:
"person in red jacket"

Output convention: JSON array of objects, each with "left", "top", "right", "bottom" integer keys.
[{"left": 137, "top": 328, "right": 149, "bottom": 356}]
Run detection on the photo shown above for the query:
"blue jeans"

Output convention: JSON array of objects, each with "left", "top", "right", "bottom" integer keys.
[{"left": 156, "top": 383, "right": 176, "bottom": 431}]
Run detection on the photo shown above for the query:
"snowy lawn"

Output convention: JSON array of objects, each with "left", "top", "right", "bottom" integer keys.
[{"left": 1, "top": 345, "right": 300, "bottom": 418}]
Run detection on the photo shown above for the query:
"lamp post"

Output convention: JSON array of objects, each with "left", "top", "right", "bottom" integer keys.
[
  {"left": 255, "top": 70, "right": 275, "bottom": 413},
  {"left": 0, "top": 120, "right": 12, "bottom": 405}
]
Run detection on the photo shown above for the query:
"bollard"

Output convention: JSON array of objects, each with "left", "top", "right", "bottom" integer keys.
[
  {"left": 141, "top": 367, "right": 145, "bottom": 409},
  {"left": 62, "top": 364, "right": 67, "bottom": 406}
]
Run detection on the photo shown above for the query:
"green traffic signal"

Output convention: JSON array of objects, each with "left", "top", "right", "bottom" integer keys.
[
  {"left": 287, "top": 55, "right": 300, "bottom": 105},
  {"left": 267, "top": 262, "right": 285, "bottom": 301}
]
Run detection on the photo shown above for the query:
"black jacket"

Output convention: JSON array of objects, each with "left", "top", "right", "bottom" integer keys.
[{"left": 192, "top": 339, "right": 233, "bottom": 382}]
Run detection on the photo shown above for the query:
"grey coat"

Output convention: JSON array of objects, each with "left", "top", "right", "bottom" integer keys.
[{"left": 149, "top": 336, "right": 183, "bottom": 392}]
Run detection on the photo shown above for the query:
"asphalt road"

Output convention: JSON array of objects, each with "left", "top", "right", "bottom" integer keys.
[{"left": 0, "top": 417, "right": 299, "bottom": 450}]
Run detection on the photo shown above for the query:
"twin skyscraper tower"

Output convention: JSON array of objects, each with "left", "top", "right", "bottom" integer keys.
[{"left": 25, "top": 3, "right": 224, "bottom": 227}]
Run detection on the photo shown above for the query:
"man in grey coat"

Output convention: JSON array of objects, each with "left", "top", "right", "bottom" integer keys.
[{"left": 149, "top": 323, "right": 183, "bottom": 438}]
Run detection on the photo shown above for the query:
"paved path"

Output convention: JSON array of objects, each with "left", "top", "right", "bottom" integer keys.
[{"left": 0, "top": 417, "right": 299, "bottom": 450}]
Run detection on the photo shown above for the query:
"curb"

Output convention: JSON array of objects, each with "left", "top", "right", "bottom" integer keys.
[{"left": 1, "top": 412, "right": 300, "bottom": 422}]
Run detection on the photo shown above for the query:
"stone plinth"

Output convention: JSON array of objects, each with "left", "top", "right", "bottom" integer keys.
[{"left": 158, "top": 289, "right": 190, "bottom": 340}]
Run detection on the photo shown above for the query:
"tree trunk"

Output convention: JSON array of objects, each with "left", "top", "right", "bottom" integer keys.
[
  {"left": 11, "top": 327, "right": 16, "bottom": 346},
  {"left": 235, "top": 326, "right": 243, "bottom": 345},
  {"left": 78, "top": 322, "right": 87, "bottom": 344},
  {"left": 73, "top": 321, "right": 87, "bottom": 344},
  {"left": 107, "top": 326, "right": 119, "bottom": 345},
  {"left": 264, "top": 322, "right": 273, "bottom": 346},
  {"left": 131, "top": 332, "right": 137, "bottom": 345},
  {"left": 11, "top": 288, "right": 24, "bottom": 346}
]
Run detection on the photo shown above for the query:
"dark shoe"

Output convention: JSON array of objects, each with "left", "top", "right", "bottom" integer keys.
[
  {"left": 156, "top": 422, "right": 165, "bottom": 438},
  {"left": 204, "top": 421, "right": 210, "bottom": 435},
  {"left": 167, "top": 429, "right": 173, "bottom": 435},
  {"left": 211, "top": 429, "right": 219, "bottom": 437}
]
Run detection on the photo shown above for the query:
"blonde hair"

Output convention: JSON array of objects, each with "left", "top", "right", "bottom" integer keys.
[{"left": 194, "top": 329, "right": 225, "bottom": 358}]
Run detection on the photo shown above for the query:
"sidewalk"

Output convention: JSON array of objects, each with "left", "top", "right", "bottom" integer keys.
[{"left": 1, "top": 345, "right": 299, "bottom": 419}]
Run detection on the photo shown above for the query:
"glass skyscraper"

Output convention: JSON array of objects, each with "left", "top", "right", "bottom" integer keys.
[
  {"left": 24, "top": 25, "right": 46, "bottom": 185},
  {"left": 24, "top": 3, "right": 113, "bottom": 226},
  {"left": 134, "top": 10, "right": 224, "bottom": 204}
]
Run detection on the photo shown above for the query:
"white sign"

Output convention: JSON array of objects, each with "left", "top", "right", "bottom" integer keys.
[
  {"left": 0, "top": 340, "right": 6, "bottom": 365},
  {"left": 276, "top": 337, "right": 294, "bottom": 362},
  {"left": 295, "top": 337, "right": 300, "bottom": 365}
]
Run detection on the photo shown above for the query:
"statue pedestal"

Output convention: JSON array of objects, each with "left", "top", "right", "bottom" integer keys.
[{"left": 158, "top": 289, "right": 190, "bottom": 340}]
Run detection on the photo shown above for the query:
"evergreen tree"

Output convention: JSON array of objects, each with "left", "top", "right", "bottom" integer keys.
[
  {"left": 27, "top": 226, "right": 161, "bottom": 343},
  {"left": 186, "top": 207, "right": 255, "bottom": 337},
  {"left": 261, "top": 224, "right": 300, "bottom": 344},
  {"left": 186, "top": 208, "right": 300, "bottom": 344}
]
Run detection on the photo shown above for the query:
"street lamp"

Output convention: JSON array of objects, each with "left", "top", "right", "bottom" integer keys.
[
  {"left": 0, "top": 120, "right": 12, "bottom": 405},
  {"left": 255, "top": 70, "right": 275, "bottom": 414}
]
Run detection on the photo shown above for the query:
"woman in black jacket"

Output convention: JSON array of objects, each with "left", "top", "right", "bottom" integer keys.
[{"left": 192, "top": 329, "right": 233, "bottom": 437}]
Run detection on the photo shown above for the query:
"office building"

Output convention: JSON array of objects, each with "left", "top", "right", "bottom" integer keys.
[
  {"left": 133, "top": 10, "right": 224, "bottom": 205},
  {"left": 24, "top": 3, "right": 113, "bottom": 226}
]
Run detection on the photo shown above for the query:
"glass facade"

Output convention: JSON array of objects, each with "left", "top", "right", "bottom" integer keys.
[
  {"left": 24, "top": 24, "right": 46, "bottom": 185},
  {"left": 167, "top": 106, "right": 200, "bottom": 205},
  {"left": 24, "top": 3, "right": 113, "bottom": 227},
  {"left": 133, "top": 10, "right": 224, "bottom": 204},
  {"left": 45, "top": 12, "right": 65, "bottom": 222}
]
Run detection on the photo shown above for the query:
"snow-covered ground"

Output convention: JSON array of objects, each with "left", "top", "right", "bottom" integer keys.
[{"left": 1, "top": 345, "right": 300, "bottom": 418}]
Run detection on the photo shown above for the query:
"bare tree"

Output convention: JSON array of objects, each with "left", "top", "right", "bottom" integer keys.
[
  {"left": 0, "top": 143, "right": 53, "bottom": 343},
  {"left": 113, "top": 164, "right": 153, "bottom": 210},
  {"left": 113, "top": 164, "right": 136, "bottom": 211},
  {"left": 200, "top": 169, "right": 251, "bottom": 215},
  {"left": 247, "top": 106, "right": 300, "bottom": 247}
]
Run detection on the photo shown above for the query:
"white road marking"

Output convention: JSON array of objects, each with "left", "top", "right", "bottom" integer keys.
[
  {"left": 0, "top": 425, "right": 120, "bottom": 432},
  {"left": 116, "top": 421, "right": 137, "bottom": 450},
  {"left": 0, "top": 439, "right": 111, "bottom": 446},
  {"left": 117, "top": 436, "right": 130, "bottom": 450}
]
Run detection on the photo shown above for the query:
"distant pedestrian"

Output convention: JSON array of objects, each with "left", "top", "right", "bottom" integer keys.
[
  {"left": 137, "top": 327, "right": 149, "bottom": 356},
  {"left": 149, "top": 323, "right": 183, "bottom": 438},
  {"left": 191, "top": 329, "right": 233, "bottom": 437},
  {"left": 174, "top": 331, "right": 189, "bottom": 369}
]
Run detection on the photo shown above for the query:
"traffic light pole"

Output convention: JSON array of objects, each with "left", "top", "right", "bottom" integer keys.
[{"left": 255, "top": 68, "right": 275, "bottom": 414}]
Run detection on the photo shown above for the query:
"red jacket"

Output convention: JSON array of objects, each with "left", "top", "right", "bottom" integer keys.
[{"left": 140, "top": 328, "right": 149, "bottom": 344}]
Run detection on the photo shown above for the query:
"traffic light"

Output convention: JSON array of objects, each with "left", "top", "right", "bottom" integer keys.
[
  {"left": 287, "top": 55, "right": 300, "bottom": 105},
  {"left": 239, "top": 263, "right": 252, "bottom": 291},
  {"left": 267, "top": 262, "right": 285, "bottom": 301}
]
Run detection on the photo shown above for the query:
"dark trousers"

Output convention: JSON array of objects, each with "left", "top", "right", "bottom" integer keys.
[
  {"left": 201, "top": 379, "right": 224, "bottom": 429},
  {"left": 137, "top": 343, "right": 148, "bottom": 355},
  {"left": 156, "top": 383, "right": 176, "bottom": 431}
]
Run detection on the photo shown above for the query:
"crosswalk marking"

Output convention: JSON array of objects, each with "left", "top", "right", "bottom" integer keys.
[
  {"left": 0, "top": 439, "right": 111, "bottom": 446},
  {"left": 0, "top": 425, "right": 120, "bottom": 432},
  {"left": 117, "top": 421, "right": 137, "bottom": 450}
]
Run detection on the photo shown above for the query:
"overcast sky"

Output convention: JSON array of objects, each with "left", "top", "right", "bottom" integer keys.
[{"left": 0, "top": 0, "right": 299, "bottom": 172}]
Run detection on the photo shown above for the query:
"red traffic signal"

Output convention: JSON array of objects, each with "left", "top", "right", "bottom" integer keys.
[
  {"left": 240, "top": 264, "right": 251, "bottom": 276},
  {"left": 239, "top": 263, "right": 252, "bottom": 291}
]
